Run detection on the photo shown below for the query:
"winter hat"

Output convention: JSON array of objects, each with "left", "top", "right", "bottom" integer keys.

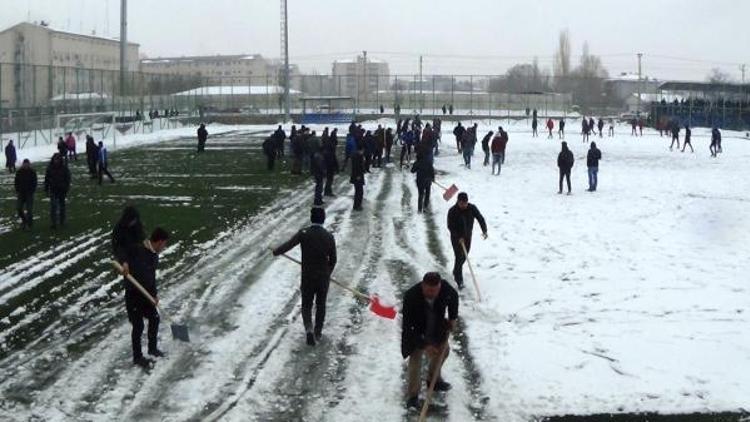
[
  {"left": 423, "top": 272, "right": 442, "bottom": 286},
  {"left": 310, "top": 207, "right": 325, "bottom": 224},
  {"left": 591, "top": 142, "right": 597, "bottom": 148},
  {"left": 457, "top": 192, "right": 468, "bottom": 202}
]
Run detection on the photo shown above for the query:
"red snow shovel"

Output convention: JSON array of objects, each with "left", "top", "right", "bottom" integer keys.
[
  {"left": 275, "top": 252, "right": 397, "bottom": 320},
  {"left": 433, "top": 181, "right": 458, "bottom": 201},
  {"left": 112, "top": 261, "right": 190, "bottom": 342}
]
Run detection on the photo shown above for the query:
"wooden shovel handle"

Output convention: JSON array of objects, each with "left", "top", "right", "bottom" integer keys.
[{"left": 419, "top": 339, "right": 450, "bottom": 422}]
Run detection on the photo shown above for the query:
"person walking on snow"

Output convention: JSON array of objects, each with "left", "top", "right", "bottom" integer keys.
[
  {"left": 461, "top": 127, "right": 476, "bottom": 169},
  {"left": 402, "top": 272, "right": 459, "bottom": 410},
  {"left": 447, "top": 192, "right": 487, "bottom": 289},
  {"left": 197, "top": 123, "right": 208, "bottom": 153},
  {"left": 65, "top": 132, "right": 77, "bottom": 161},
  {"left": 263, "top": 136, "right": 277, "bottom": 171},
  {"left": 411, "top": 149, "right": 435, "bottom": 213},
  {"left": 273, "top": 207, "right": 337, "bottom": 346},
  {"left": 532, "top": 117, "right": 538, "bottom": 137},
  {"left": 597, "top": 118, "right": 604, "bottom": 138},
  {"left": 481, "top": 131, "right": 493, "bottom": 166},
  {"left": 559, "top": 118, "right": 566, "bottom": 139},
  {"left": 5, "top": 140, "right": 17, "bottom": 173},
  {"left": 452, "top": 122, "right": 465, "bottom": 153},
  {"left": 97, "top": 141, "right": 115, "bottom": 184},
  {"left": 350, "top": 144, "right": 365, "bottom": 211},
  {"left": 669, "top": 121, "right": 681, "bottom": 151},
  {"left": 608, "top": 118, "right": 615, "bottom": 137},
  {"left": 682, "top": 125, "right": 694, "bottom": 153},
  {"left": 546, "top": 118, "right": 554, "bottom": 138},
  {"left": 14, "top": 159, "right": 37, "bottom": 229},
  {"left": 557, "top": 142, "right": 574, "bottom": 195},
  {"left": 586, "top": 142, "right": 601, "bottom": 192},
  {"left": 491, "top": 128, "right": 508, "bottom": 176},
  {"left": 44, "top": 153, "right": 71, "bottom": 229},
  {"left": 710, "top": 127, "right": 721, "bottom": 157}
]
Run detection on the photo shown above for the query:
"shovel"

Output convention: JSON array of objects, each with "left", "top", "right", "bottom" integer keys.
[
  {"left": 111, "top": 260, "right": 190, "bottom": 342},
  {"left": 433, "top": 180, "right": 458, "bottom": 201},
  {"left": 275, "top": 252, "right": 397, "bottom": 320},
  {"left": 419, "top": 337, "right": 450, "bottom": 422},
  {"left": 459, "top": 239, "right": 482, "bottom": 302}
]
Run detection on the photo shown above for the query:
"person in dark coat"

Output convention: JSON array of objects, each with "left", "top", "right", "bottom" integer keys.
[
  {"left": 14, "top": 159, "right": 37, "bottom": 229},
  {"left": 597, "top": 118, "right": 604, "bottom": 137},
  {"left": 57, "top": 136, "right": 67, "bottom": 159},
  {"left": 5, "top": 140, "right": 17, "bottom": 173},
  {"left": 311, "top": 146, "right": 326, "bottom": 205},
  {"left": 262, "top": 136, "right": 276, "bottom": 170},
  {"left": 117, "top": 226, "right": 170, "bottom": 368},
  {"left": 273, "top": 207, "right": 337, "bottom": 346},
  {"left": 85, "top": 135, "right": 98, "bottom": 177},
  {"left": 411, "top": 151, "right": 435, "bottom": 213},
  {"left": 384, "top": 128, "right": 394, "bottom": 164},
  {"left": 350, "top": 144, "right": 365, "bottom": 211},
  {"left": 44, "top": 153, "right": 71, "bottom": 229},
  {"left": 586, "top": 142, "right": 602, "bottom": 192},
  {"left": 669, "top": 122, "right": 680, "bottom": 151},
  {"left": 273, "top": 125, "right": 287, "bottom": 157},
  {"left": 682, "top": 125, "right": 693, "bottom": 153},
  {"left": 197, "top": 123, "right": 208, "bottom": 153},
  {"left": 322, "top": 133, "right": 339, "bottom": 197},
  {"left": 481, "top": 131, "right": 493, "bottom": 166},
  {"left": 531, "top": 118, "right": 538, "bottom": 137},
  {"left": 557, "top": 142, "right": 574, "bottom": 194},
  {"left": 559, "top": 119, "right": 566, "bottom": 139},
  {"left": 452, "top": 122, "right": 465, "bottom": 153},
  {"left": 363, "top": 131, "right": 376, "bottom": 172},
  {"left": 401, "top": 272, "right": 459, "bottom": 409},
  {"left": 97, "top": 142, "right": 115, "bottom": 184},
  {"left": 446, "top": 192, "right": 487, "bottom": 289},
  {"left": 448, "top": 104, "right": 454, "bottom": 115},
  {"left": 710, "top": 127, "right": 721, "bottom": 157}
]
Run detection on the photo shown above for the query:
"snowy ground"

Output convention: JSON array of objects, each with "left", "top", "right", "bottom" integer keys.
[{"left": 0, "top": 119, "right": 748, "bottom": 421}]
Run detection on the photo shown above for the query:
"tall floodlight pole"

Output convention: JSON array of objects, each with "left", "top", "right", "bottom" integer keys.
[
  {"left": 281, "top": 0, "right": 290, "bottom": 122},
  {"left": 120, "top": 0, "right": 128, "bottom": 96},
  {"left": 637, "top": 52, "right": 643, "bottom": 115}
]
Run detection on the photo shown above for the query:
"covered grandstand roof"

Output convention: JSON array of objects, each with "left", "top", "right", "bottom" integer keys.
[{"left": 658, "top": 81, "right": 749, "bottom": 95}]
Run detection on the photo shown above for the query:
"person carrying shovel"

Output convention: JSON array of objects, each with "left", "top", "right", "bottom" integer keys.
[
  {"left": 402, "top": 272, "right": 459, "bottom": 411},
  {"left": 447, "top": 192, "right": 487, "bottom": 290},
  {"left": 272, "top": 207, "right": 337, "bottom": 346}
]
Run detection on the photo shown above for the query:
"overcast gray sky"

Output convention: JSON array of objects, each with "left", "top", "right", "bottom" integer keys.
[{"left": 2, "top": 0, "right": 749, "bottom": 81}]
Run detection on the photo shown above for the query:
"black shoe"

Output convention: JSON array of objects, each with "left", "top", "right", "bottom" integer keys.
[
  {"left": 405, "top": 396, "right": 420, "bottom": 410},
  {"left": 456, "top": 280, "right": 465, "bottom": 290},
  {"left": 431, "top": 378, "right": 452, "bottom": 392},
  {"left": 314, "top": 330, "right": 323, "bottom": 342},
  {"left": 133, "top": 356, "right": 154, "bottom": 368},
  {"left": 306, "top": 332, "right": 316, "bottom": 346},
  {"left": 148, "top": 349, "right": 166, "bottom": 358}
]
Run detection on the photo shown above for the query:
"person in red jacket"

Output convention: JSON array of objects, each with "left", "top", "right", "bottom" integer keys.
[
  {"left": 546, "top": 118, "right": 554, "bottom": 139},
  {"left": 490, "top": 127, "right": 508, "bottom": 175}
]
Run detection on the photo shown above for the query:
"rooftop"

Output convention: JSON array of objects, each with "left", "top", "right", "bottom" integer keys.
[
  {"left": 0, "top": 22, "right": 139, "bottom": 46},
  {"left": 141, "top": 54, "right": 262, "bottom": 64}
]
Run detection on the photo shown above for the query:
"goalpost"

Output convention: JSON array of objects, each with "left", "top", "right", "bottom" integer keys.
[{"left": 54, "top": 111, "right": 118, "bottom": 144}]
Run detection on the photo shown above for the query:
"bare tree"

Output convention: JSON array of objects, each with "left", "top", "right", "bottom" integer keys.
[
  {"left": 707, "top": 67, "right": 732, "bottom": 84},
  {"left": 570, "top": 42, "right": 609, "bottom": 111},
  {"left": 553, "top": 29, "right": 571, "bottom": 92},
  {"left": 489, "top": 59, "right": 550, "bottom": 94}
]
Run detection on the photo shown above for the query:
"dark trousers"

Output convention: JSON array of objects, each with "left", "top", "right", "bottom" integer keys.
[
  {"left": 197, "top": 139, "right": 206, "bottom": 152},
  {"left": 17, "top": 193, "right": 34, "bottom": 228},
  {"left": 364, "top": 154, "right": 372, "bottom": 172},
  {"left": 450, "top": 235, "right": 471, "bottom": 283},
  {"left": 559, "top": 169, "right": 571, "bottom": 193},
  {"left": 353, "top": 182, "right": 364, "bottom": 209},
  {"left": 417, "top": 180, "right": 431, "bottom": 212},
  {"left": 98, "top": 163, "right": 115, "bottom": 184},
  {"left": 300, "top": 279, "right": 330, "bottom": 334},
  {"left": 399, "top": 145, "right": 412, "bottom": 167},
  {"left": 87, "top": 155, "right": 97, "bottom": 175},
  {"left": 267, "top": 154, "right": 276, "bottom": 171},
  {"left": 324, "top": 171, "right": 335, "bottom": 195},
  {"left": 126, "top": 294, "right": 160, "bottom": 359},
  {"left": 483, "top": 149, "right": 490, "bottom": 166},
  {"left": 49, "top": 192, "right": 66, "bottom": 227},
  {"left": 587, "top": 167, "right": 598, "bottom": 191},
  {"left": 314, "top": 175, "right": 324, "bottom": 205},
  {"left": 385, "top": 145, "right": 392, "bottom": 163}
]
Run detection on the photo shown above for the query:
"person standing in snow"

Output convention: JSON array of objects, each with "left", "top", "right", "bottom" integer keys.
[
  {"left": 559, "top": 118, "right": 566, "bottom": 139},
  {"left": 682, "top": 125, "right": 694, "bottom": 153},
  {"left": 85, "top": 135, "right": 98, "bottom": 177},
  {"left": 350, "top": 144, "right": 365, "bottom": 211},
  {"left": 597, "top": 118, "right": 604, "bottom": 138},
  {"left": 630, "top": 118, "right": 638, "bottom": 136},
  {"left": 400, "top": 128, "right": 415, "bottom": 168},
  {"left": 5, "top": 140, "right": 17, "bottom": 173},
  {"left": 586, "top": 142, "right": 602, "bottom": 192},
  {"left": 669, "top": 121, "right": 681, "bottom": 151},
  {"left": 65, "top": 132, "right": 77, "bottom": 161},
  {"left": 546, "top": 118, "right": 554, "bottom": 139},
  {"left": 262, "top": 136, "right": 277, "bottom": 171},
  {"left": 402, "top": 272, "right": 458, "bottom": 410},
  {"left": 311, "top": 145, "right": 326, "bottom": 206},
  {"left": 197, "top": 123, "right": 208, "bottom": 153},
  {"left": 532, "top": 117, "right": 539, "bottom": 137},
  {"left": 557, "top": 142, "right": 574, "bottom": 195},
  {"left": 322, "top": 132, "right": 339, "bottom": 197},
  {"left": 461, "top": 127, "right": 476, "bottom": 169},
  {"left": 710, "top": 127, "right": 721, "bottom": 157},
  {"left": 453, "top": 122, "right": 465, "bottom": 153},
  {"left": 273, "top": 207, "right": 337, "bottom": 346},
  {"left": 385, "top": 127, "right": 394, "bottom": 164},
  {"left": 582, "top": 119, "right": 590, "bottom": 143},
  {"left": 14, "top": 159, "right": 37, "bottom": 229},
  {"left": 608, "top": 118, "right": 615, "bottom": 137},
  {"left": 447, "top": 192, "right": 487, "bottom": 289}
]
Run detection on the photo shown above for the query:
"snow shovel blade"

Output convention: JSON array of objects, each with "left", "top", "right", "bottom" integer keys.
[
  {"left": 369, "top": 296, "right": 397, "bottom": 319},
  {"left": 170, "top": 323, "right": 190, "bottom": 342},
  {"left": 442, "top": 184, "right": 458, "bottom": 201}
]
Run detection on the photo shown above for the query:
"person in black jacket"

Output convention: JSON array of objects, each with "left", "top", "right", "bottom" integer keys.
[
  {"left": 85, "top": 135, "right": 98, "bottom": 177},
  {"left": 481, "top": 131, "right": 493, "bottom": 166},
  {"left": 118, "top": 227, "right": 170, "bottom": 368},
  {"left": 411, "top": 151, "right": 435, "bottom": 213},
  {"left": 44, "top": 153, "right": 71, "bottom": 229},
  {"left": 402, "top": 272, "right": 459, "bottom": 409},
  {"left": 586, "top": 142, "right": 602, "bottom": 192},
  {"left": 557, "top": 142, "right": 574, "bottom": 195},
  {"left": 322, "top": 133, "right": 339, "bottom": 197},
  {"left": 447, "top": 193, "right": 487, "bottom": 289},
  {"left": 273, "top": 125, "right": 286, "bottom": 157},
  {"left": 350, "top": 145, "right": 365, "bottom": 211},
  {"left": 311, "top": 146, "right": 326, "bottom": 205},
  {"left": 452, "top": 122, "right": 465, "bottom": 153},
  {"left": 682, "top": 125, "right": 693, "bottom": 153},
  {"left": 262, "top": 137, "right": 276, "bottom": 171},
  {"left": 273, "top": 207, "right": 337, "bottom": 346},
  {"left": 15, "top": 159, "right": 37, "bottom": 229},
  {"left": 197, "top": 123, "right": 208, "bottom": 153}
]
